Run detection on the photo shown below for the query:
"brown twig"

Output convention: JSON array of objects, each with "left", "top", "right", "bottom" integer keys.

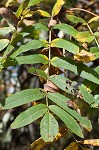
[{"left": 70, "top": 8, "right": 98, "bottom": 17}]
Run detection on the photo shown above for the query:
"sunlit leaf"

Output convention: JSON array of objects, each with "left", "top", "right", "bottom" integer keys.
[
  {"left": 52, "top": 0, "right": 65, "bottom": 17},
  {"left": 0, "top": 39, "right": 10, "bottom": 52},
  {"left": 76, "top": 31, "right": 94, "bottom": 43},
  {"left": 94, "top": 32, "right": 99, "bottom": 36},
  {"left": 74, "top": 50, "right": 96, "bottom": 63},
  {"left": 53, "top": 23, "right": 78, "bottom": 38},
  {"left": 15, "top": 2, "right": 24, "bottom": 18},
  {"left": 0, "top": 44, "right": 14, "bottom": 65},
  {"left": 0, "top": 27, "right": 13, "bottom": 35},
  {"left": 37, "top": 10, "right": 50, "bottom": 17},
  {"left": 3, "top": 88, "right": 44, "bottom": 109},
  {"left": 51, "top": 38, "right": 79, "bottom": 54},
  {"left": 51, "top": 57, "right": 99, "bottom": 84},
  {"left": 40, "top": 112, "right": 59, "bottom": 142},
  {"left": 28, "top": 0, "right": 44, "bottom": 7},
  {"left": 66, "top": 14, "right": 86, "bottom": 24},
  {"left": 11, "top": 104, "right": 48, "bottom": 129},
  {"left": 49, "top": 105, "right": 84, "bottom": 138}
]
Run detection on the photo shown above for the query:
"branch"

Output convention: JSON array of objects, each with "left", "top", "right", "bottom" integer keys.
[{"left": 70, "top": 8, "right": 98, "bottom": 17}]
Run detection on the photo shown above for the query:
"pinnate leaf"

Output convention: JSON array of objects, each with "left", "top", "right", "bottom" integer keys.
[
  {"left": 3, "top": 88, "right": 44, "bottom": 109},
  {"left": 49, "top": 105, "right": 84, "bottom": 138},
  {"left": 11, "top": 104, "right": 48, "bottom": 129},
  {"left": 40, "top": 112, "right": 59, "bottom": 142}
]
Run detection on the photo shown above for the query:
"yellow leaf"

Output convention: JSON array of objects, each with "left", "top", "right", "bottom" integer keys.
[
  {"left": 82, "top": 139, "right": 99, "bottom": 146},
  {"left": 52, "top": 0, "right": 65, "bottom": 17},
  {"left": 65, "top": 142, "right": 78, "bottom": 150},
  {"left": 37, "top": 10, "right": 50, "bottom": 17},
  {"left": 88, "top": 16, "right": 99, "bottom": 24},
  {"left": 76, "top": 31, "right": 94, "bottom": 43},
  {"left": 74, "top": 50, "right": 96, "bottom": 63}
]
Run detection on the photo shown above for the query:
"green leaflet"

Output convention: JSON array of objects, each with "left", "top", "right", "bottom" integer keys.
[
  {"left": 47, "top": 92, "right": 92, "bottom": 131},
  {"left": 0, "top": 44, "right": 14, "bottom": 65},
  {"left": 4, "top": 54, "right": 49, "bottom": 67},
  {"left": 91, "top": 95, "right": 99, "bottom": 108},
  {"left": 76, "top": 31, "right": 95, "bottom": 43},
  {"left": 53, "top": 23, "right": 78, "bottom": 38},
  {"left": 0, "top": 39, "right": 10, "bottom": 52},
  {"left": 11, "top": 40, "right": 48, "bottom": 58},
  {"left": 32, "top": 23, "right": 49, "bottom": 31},
  {"left": 66, "top": 14, "right": 86, "bottom": 24},
  {"left": 11, "top": 104, "right": 48, "bottom": 129},
  {"left": 15, "top": 2, "right": 24, "bottom": 18},
  {"left": 82, "top": 66, "right": 99, "bottom": 92},
  {"left": 28, "top": 0, "right": 44, "bottom": 7},
  {"left": 3, "top": 88, "right": 44, "bottom": 109},
  {"left": 79, "top": 85, "right": 96, "bottom": 105},
  {"left": 40, "top": 112, "right": 59, "bottom": 142},
  {"left": 51, "top": 38, "right": 79, "bottom": 54},
  {"left": 28, "top": 67, "right": 47, "bottom": 80},
  {"left": 0, "top": 27, "right": 13, "bottom": 35},
  {"left": 16, "top": 54, "right": 48, "bottom": 65},
  {"left": 49, "top": 75, "right": 77, "bottom": 95},
  {"left": 49, "top": 105, "right": 84, "bottom": 138},
  {"left": 90, "top": 47, "right": 99, "bottom": 53},
  {"left": 51, "top": 57, "right": 99, "bottom": 84}
]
